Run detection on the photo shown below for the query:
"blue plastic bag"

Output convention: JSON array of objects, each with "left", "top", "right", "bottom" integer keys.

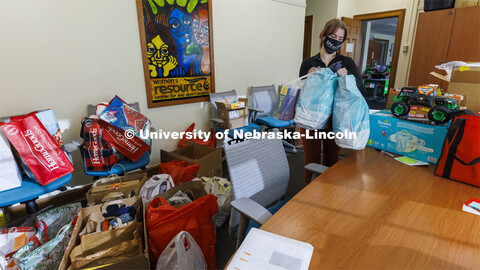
[
  {"left": 332, "top": 75, "right": 370, "bottom": 149},
  {"left": 294, "top": 68, "right": 337, "bottom": 130}
]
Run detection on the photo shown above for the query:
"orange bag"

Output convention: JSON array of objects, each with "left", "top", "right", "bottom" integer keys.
[
  {"left": 177, "top": 123, "right": 216, "bottom": 149},
  {"left": 158, "top": 160, "right": 199, "bottom": 185},
  {"left": 146, "top": 194, "right": 218, "bottom": 269}
]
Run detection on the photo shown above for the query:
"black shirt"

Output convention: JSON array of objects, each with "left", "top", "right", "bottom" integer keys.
[{"left": 299, "top": 53, "right": 367, "bottom": 96}]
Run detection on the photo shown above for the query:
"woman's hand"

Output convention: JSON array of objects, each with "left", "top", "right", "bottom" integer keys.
[
  {"left": 337, "top": 68, "right": 348, "bottom": 77},
  {"left": 307, "top": 67, "right": 317, "bottom": 74}
]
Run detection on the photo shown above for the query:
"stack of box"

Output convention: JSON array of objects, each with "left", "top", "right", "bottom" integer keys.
[{"left": 215, "top": 98, "right": 249, "bottom": 129}]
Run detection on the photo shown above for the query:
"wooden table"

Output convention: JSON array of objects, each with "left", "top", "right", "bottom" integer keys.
[{"left": 260, "top": 148, "right": 480, "bottom": 269}]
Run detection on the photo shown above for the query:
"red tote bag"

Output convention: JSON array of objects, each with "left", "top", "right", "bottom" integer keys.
[
  {"left": 146, "top": 194, "right": 218, "bottom": 269},
  {"left": 435, "top": 111, "right": 480, "bottom": 186},
  {"left": 0, "top": 114, "right": 74, "bottom": 185}
]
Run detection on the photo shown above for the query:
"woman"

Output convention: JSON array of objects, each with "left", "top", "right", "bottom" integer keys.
[{"left": 299, "top": 18, "right": 366, "bottom": 185}]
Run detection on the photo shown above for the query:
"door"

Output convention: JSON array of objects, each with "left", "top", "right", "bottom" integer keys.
[
  {"left": 303, "top": 15, "right": 313, "bottom": 60},
  {"left": 367, "top": 40, "right": 382, "bottom": 66},
  {"left": 408, "top": 9, "right": 455, "bottom": 87},
  {"left": 340, "top": 17, "right": 362, "bottom": 69}
]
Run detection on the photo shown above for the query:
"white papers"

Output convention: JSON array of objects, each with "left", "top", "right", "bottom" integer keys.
[
  {"left": 346, "top": 43, "right": 354, "bottom": 53},
  {"left": 0, "top": 131, "right": 22, "bottom": 192},
  {"left": 227, "top": 228, "right": 313, "bottom": 270}
]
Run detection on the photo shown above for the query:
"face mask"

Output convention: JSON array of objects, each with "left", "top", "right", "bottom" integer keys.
[{"left": 323, "top": 36, "right": 343, "bottom": 54}]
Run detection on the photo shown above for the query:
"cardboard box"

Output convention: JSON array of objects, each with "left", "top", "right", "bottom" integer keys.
[
  {"left": 86, "top": 172, "right": 148, "bottom": 206},
  {"left": 59, "top": 196, "right": 149, "bottom": 269},
  {"left": 446, "top": 66, "right": 480, "bottom": 112},
  {"left": 367, "top": 110, "right": 449, "bottom": 164},
  {"left": 455, "top": 0, "right": 479, "bottom": 8},
  {"left": 216, "top": 98, "right": 249, "bottom": 129},
  {"left": 161, "top": 141, "right": 222, "bottom": 178}
]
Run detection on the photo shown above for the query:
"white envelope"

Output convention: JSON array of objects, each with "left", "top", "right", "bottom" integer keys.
[{"left": 0, "top": 131, "right": 22, "bottom": 192}]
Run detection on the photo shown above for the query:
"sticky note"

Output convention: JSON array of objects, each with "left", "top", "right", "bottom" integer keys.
[
  {"left": 458, "top": 66, "right": 470, "bottom": 72},
  {"left": 14, "top": 233, "right": 26, "bottom": 250},
  {"left": 396, "top": 156, "right": 418, "bottom": 165}
]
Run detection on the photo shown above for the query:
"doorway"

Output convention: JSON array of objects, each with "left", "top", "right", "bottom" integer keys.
[{"left": 350, "top": 9, "right": 406, "bottom": 109}]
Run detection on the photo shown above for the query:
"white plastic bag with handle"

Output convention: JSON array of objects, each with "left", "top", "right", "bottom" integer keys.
[
  {"left": 156, "top": 231, "right": 207, "bottom": 270},
  {"left": 140, "top": 174, "right": 175, "bottom": 203}
]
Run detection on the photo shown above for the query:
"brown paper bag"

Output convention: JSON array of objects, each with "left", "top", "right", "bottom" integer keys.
[
  {"left": 86, "top": 172, "right": 148, "bottom": 205},
  {"left": 69, "top": 222, "right": 143, "bottom": 269}
]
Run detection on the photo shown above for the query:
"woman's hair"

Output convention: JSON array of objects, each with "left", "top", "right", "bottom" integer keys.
[{"left": 320, "top": 18, "right": 348, "bottom": 43}]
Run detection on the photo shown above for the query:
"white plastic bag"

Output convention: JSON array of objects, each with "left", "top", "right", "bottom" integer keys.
[
  {"left": 201, "top": 177, "right": 232, "bottom": 228},
  {"left": 0, "top": 227, "right": 36, "bottom": 270},
  {"left": 332, "top": 75, "right": 370, "bottom": 149},
  {"left": 139, "top": 174, "right": 175, "bottom": 203},
  {"left": 295, "top": 68, "right": 338, "bottom": 130},
  {"left": 273, "top": 78, "right": 304, "bottom": 121},
  {"left": 156, "top": 231, "right": 207, "bottom": 270}
]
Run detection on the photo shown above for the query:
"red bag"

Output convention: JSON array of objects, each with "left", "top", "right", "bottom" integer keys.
[
  {"left": 146, "top": 194, "right": 218, "bottom": 269},
  {"left": 435, "top": 110, "right": 480, "bottom": 187},
  {"left": 0, "top": 115, "right": 74, "bottom": 185},
  {"left": 81, "top": 118, "right": 119, "bottom": 172},
  {"left": 158, "top": 160, "right": 200, "bottom": 185},
  {"left": 99, "top": 121, "right": 148, "bottom": 162},
  {"left": 178, "top": 123, "right": 216, "bottom": 149}
]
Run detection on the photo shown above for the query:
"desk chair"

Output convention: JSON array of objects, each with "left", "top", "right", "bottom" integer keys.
[
  {"left": 209, "top": 90, "right": 262, "bottom": 144},
  {"left": 0, "top": 174, "right": 72, "bottom": 214},
  {"left": 82, "top": 102, "right": 150, "bottom": 180},
  {"left": 225, "top": 138, "right": 327, "bottom": 248},
  {"left": 250, "top": 85, "right": 296, "bottom": 153},
  {"left": 0, "top": 112, "right": 75, "bottom": 214}
]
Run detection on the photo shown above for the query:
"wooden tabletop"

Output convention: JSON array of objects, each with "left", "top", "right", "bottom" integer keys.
[{"left": 260, "top": 148, "right": 480, "bottom": 269}]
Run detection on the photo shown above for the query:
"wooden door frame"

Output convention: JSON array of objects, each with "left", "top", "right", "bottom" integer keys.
[
  {"left": 303, "top": 15, "right": 313, "bottom": 60},
  {"left": 354, "top": 9, "right": 405, "bottom": 89}
]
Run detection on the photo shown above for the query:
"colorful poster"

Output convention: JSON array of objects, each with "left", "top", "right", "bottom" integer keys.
[{"left": 137, "top": 0, "right": 214, "bottom": 107}]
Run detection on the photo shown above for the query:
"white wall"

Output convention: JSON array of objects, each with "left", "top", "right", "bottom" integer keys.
[
  {"left": 306, "top": 0, "right": 339, "bottom": 57},
  {"left": 0, "top": 0, "right": 305, "bottom": 185}
]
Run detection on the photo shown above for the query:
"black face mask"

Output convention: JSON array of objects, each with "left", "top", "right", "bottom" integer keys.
[{"left": 323, "top": 36, "right": 343, "bottom": 54}]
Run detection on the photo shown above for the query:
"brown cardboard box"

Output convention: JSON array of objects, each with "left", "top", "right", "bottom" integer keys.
[
  {"left": 446, "top": 66, "right": 480, "bottom": 112},
  {"left": 455, "top": 0, "right": 479, "bottom": 8},
  {"left": 161, "top": 141, "right": 222, "bottom": 177},
  {"left": 59, "top": 196, "right": 149, "bottom": 269},
  {"left": 215, "top": 98, "right": 249, "bottom": 129},
  {"left": 86, "top": 172, "right": 148, "bottom": 205}
]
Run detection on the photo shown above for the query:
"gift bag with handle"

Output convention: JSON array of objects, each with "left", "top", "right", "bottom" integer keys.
[
  {"left": 294, "top": 68, "right": 338, "bottom": 130},
  {"left": 332, "top": 74, "right": 370, "bottom": 149},
  {"left": 146, "top": 194, "right": 218, "bottom": 269},
  {"left": 273, "top": 78, "right": 304, "bottom": 121}
]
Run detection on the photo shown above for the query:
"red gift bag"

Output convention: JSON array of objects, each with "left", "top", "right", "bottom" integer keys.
[
  {"left": 178, "top": 123, "right": 216, "bottom": 149},
  {"left": 158, "top": 160, "right": 200, "bottom": 185},
  {"left": 146, "top": 194, "right": 218, "bottom": 269},
  {"left": 0, "top": 114, "right": 74, "bottom": 185}
]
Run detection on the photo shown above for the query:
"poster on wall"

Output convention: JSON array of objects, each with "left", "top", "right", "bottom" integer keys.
[{"left": 136, "top": 0, "right": 215, "bottom": 108}]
